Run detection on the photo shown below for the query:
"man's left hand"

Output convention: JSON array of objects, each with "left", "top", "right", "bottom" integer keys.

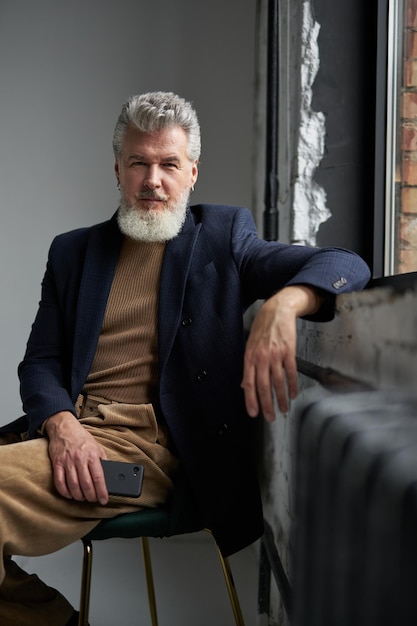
[{"left": 241, "top": 285, "right": 322, "bottom": 421}]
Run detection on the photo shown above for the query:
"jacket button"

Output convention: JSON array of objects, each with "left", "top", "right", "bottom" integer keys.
[
  {"left": 332, "top": 277, "right": 348, "bottom": 289},
  {"left": 181, "top": 317, "right": 192, "bottom": 327},
  {"left": 196, "top": 369, "right": 207, "bottom": 382},
  {"left": 217, "top": 423, "right": 229, "bottom": 436}
]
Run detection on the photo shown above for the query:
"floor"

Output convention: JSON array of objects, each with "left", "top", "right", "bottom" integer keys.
[{"left": 16, "top": 532, "right": 259, "bottom": 625}]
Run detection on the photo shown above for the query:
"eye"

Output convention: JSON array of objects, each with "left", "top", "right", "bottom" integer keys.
[{"left": 163, "top": 162, "right": 179, "bottom": 169}]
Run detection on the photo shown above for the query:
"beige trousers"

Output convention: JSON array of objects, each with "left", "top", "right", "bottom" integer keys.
[{"left": 0, "top": 399, "right": 178, "bottom": 625}]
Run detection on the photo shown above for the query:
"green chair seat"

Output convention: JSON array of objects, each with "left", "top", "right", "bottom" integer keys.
[
  {"left": 83, "top": 507, "right": 173, "bottom": 541},
  {"left": 77, "top": 480, "right": 245, "bottom": 626}
]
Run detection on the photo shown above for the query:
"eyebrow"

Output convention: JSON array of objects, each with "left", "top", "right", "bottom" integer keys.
[{"left": 126, "top": 153, "right": 181, "bottom": 163}]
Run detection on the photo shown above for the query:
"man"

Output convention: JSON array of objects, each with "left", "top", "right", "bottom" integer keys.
[{"left": 0, "top": 91, "right": 370, "bottom": 624}]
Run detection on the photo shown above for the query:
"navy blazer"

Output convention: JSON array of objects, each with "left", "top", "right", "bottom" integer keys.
[{"left": 5, "top": 204, "right": 370, "bottom": 555}]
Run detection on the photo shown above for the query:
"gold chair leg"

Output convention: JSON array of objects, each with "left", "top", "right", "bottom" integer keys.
[
  {"left": 206, "top": 531, "right": 246, "bottom": 626},
  {"left": 141, "top": 537, "right": 158, "bottom": 626},
  {"left": 78, "top": 539, "right": 93, "bottom": 626},
  {"left": 78, "top": 533, "right": 243, "bottom": 626}
]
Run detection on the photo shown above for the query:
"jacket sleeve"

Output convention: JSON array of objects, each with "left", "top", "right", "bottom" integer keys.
[
  {"left": 230, "top": 207, "right": 371, "bottom": 317},
  {"left": 18, "top": 238, "right": 79, "bottom": 437}
]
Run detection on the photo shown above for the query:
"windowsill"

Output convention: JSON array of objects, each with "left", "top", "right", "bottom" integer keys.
[{"left": 367, "top": 271, "right": 417, "bottom": 292}]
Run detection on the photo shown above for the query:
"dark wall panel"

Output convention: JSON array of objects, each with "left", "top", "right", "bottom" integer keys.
[{"left": 312, "top": 0, "right": 378, "bottom": 268}]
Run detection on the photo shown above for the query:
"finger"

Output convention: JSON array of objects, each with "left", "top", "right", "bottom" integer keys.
[
  {"left": 269, "top": 356, "right": 290, "bottom": 413},
  {"left": 258, "top": 362, "right": 281, "bottom": 421},
  {"left": 270, "top": 353, "right": 298, "bottom": 414},
  {"left": 251, "top": 338, "right": 281, "bottom": 421},
  {"left": 53, "top": 463, "right": 72, "bottom": 499},
  {"left": 272, "top": 375, "right": 289, "bottom": 414},
  {"left": 72, "top": 457, "right": 107, "bottom": 504},
  {"left": 284, "top": 353, "right": 298, "bottom": 401},
  {"left": 241, "top": 353, "right": 260, "bottom": 418},
  {"left": 62, "top": 464, "right": 86, "bottom": 502},
  {"left": 88, "top": 459, "right": 109, "bottom": 506}
]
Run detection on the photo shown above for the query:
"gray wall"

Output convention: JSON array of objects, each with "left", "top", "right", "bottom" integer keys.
[{"left": 0, "top": 0, "right": 257, "bottom": 421}]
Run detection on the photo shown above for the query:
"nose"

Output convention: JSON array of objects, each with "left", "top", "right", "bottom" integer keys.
[{"left": 143, "top": 164, "right": 161, "bottom": 189}]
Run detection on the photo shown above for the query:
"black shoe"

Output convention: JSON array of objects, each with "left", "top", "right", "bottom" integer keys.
[{"left": 66, "top": 610, "right": 90, "bottom": 626}]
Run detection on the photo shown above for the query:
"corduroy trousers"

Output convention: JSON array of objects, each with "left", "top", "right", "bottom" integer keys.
[{"left": 0, "top": 399, "right": 177, "bottom": 625}]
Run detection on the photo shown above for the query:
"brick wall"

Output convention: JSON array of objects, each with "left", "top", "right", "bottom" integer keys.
[{"left": 399, "top": 0, "right": 417, "bottom": 272}]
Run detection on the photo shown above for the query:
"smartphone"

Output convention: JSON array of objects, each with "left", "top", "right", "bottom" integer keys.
[{"left": 101, "top": 460, "right": 144, "bottom": 497}]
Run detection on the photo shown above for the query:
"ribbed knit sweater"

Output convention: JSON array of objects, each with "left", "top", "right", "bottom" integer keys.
[{"left": 83, "top": 238, "right": 166, "bottom": 405}]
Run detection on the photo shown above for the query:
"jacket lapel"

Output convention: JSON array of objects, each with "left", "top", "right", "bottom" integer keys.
[
  {"left": 158, "top": 213, "right": 201, "bottom": 376},
  {"left": 71, "top": 217, "right": 123, "bottom": 396}
]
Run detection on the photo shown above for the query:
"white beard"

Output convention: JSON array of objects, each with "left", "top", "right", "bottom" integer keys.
[{"left": 117, "top": 189, "right": 190, "bottom": 242}]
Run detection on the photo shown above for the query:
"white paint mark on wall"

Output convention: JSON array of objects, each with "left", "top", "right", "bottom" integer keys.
[{"left": 292, "top": 1, "right": 330, "bottom": 246}]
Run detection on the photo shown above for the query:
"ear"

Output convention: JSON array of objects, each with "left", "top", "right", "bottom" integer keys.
[
  {"left": 114, "top": 159, "right": 120, "bottom": 184},
  {"left": 191, "top": 160, "right": 199, "bottom": 187}
]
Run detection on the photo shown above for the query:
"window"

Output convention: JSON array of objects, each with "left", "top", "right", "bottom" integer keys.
[{"left": 382, "top": 0, "right": 417, "bottom": 275}]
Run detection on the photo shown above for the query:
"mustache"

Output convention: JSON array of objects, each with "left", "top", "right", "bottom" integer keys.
[{"left": 136, "top": 191, "right": 168, "bottom": 202}]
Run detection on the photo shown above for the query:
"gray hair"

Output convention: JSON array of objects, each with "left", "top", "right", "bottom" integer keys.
[{"left": 112, "top": 91, "right": 201, "bottom": 161}]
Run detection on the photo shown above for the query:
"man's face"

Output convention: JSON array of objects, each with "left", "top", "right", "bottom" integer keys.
[{"left": 115, "top": 124, "right": 198, "bottom": 214}]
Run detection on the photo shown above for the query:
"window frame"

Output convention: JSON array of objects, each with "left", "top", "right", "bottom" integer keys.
[{"left": 373, "top": 0, "right": 417, "bottom": 283}]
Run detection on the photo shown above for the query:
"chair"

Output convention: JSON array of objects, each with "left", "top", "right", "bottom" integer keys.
[{"left": 78, "top": 475, "right": 245, "bottom": 626}]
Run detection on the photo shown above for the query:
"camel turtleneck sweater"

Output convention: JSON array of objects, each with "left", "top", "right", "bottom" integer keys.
[{"left": 83, "top": 237, "right": 166, "bottom": 405}]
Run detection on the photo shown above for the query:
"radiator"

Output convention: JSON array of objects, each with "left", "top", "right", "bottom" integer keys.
[{"left": 291, "top": 390, "right": 417, "bottom": 626}]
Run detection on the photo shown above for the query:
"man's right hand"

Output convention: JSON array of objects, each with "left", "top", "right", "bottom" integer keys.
[{"left": 44, "top": 411, "right": 109, "bottom": 505}]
